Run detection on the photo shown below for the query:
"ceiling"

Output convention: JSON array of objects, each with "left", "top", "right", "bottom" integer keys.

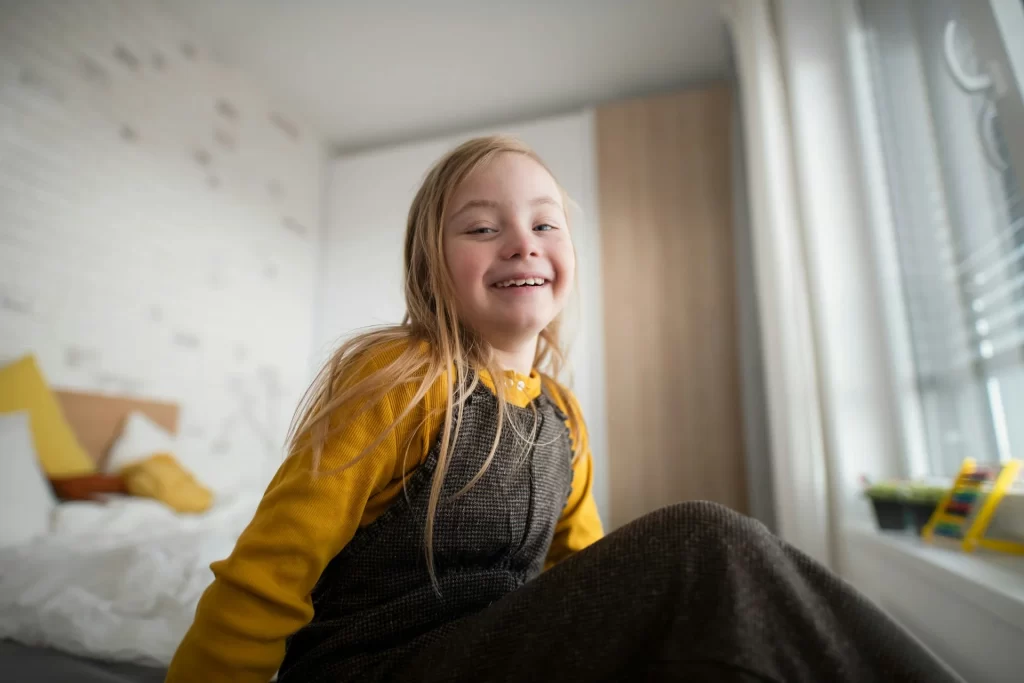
[{"left": 164, "top": 0, "right": 732, "bottom": 152}]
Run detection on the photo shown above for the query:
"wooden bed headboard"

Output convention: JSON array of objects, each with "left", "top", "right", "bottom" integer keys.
[{"left": 55, "top": 389, "right": 180, "bottom": 467}]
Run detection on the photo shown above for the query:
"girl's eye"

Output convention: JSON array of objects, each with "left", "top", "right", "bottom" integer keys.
[
  {"left": 469, "top": 227, "right": 496, "bottom": 235},
  {"left": 534, "top": 224, "right": 555, "bottom": 232}
]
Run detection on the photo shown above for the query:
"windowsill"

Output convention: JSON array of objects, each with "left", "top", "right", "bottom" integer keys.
[
  {"left": 844, "top": 524, "right": 1024, "bottom": 627},
  {"left": 842, "top": 524, "right": 1024, "bottom": 680}
]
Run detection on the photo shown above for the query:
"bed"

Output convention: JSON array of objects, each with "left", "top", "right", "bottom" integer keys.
[{"left": 0, "top": 390, "right": 262, "bottom": 682}]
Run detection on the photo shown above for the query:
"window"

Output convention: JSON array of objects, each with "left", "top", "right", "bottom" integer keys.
[{"left": 859, "top": 0, "right": 1024, "bottom": 476}]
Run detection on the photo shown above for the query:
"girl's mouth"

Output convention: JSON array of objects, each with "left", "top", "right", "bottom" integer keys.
[{"left": 492, "top": 277, "right": 548, "bottom": 289}]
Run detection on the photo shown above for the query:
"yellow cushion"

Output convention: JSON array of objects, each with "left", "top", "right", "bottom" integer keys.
[
  {"left": 121, "top": 453, "right": 213, "bottom": 514},
  {"left": 0, "top": 355, "right": 95, "bottom": 476}
]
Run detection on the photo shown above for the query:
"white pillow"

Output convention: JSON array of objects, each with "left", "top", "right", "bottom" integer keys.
[
  {"left": 0, "top": 411, "right": 57, "bottom": 547},
  {"left": 105, "top": 410, "right": 175, "bottom": 474}
]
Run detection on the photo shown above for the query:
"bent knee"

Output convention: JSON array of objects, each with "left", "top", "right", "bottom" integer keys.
[{"left": 629, "top": 501, "right": 770, "bottom": 549}]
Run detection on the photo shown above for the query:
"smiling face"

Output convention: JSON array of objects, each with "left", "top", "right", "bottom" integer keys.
[{"left": 443, "top": 151, "right": 575, "bottom": 353}]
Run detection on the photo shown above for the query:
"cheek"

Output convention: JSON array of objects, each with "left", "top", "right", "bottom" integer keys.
[
  {"left": 553, "top": 240, "right": 576, "bottom": 296},
  {"left": 444, "top": 242, "right": 486, "bottom": 292}
]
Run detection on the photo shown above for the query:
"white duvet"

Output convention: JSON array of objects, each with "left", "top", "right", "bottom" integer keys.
[{"left": 0, "top": 491, "right": 262, "bottom": 666}]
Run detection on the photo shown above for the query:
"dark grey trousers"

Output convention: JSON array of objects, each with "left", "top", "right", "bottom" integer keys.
[{"left": 388, "top": 502, "right": 961, "bottom": 683}]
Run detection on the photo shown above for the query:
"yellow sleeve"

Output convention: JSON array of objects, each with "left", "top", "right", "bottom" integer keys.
[
  {"left": 544, "top": 383, "right": 604, "bottom": 570},
  {"left": 166, "top": 345, "right": 418, "bottom": 683}
]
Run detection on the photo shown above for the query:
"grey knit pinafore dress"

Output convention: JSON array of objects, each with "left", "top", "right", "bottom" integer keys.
[{"left": 278, "top": 379, "right": 575, "bottom": 682}]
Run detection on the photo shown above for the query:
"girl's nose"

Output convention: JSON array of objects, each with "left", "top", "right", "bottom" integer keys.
[{"left": 500, "top": 223, "right": 540, "bottom": 260}]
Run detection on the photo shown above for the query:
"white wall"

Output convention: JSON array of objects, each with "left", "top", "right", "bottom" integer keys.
[
  {"left": 0, "top": 0, "right": 323, "bottom": 492},
  {"left": 317, "top": 112, "right": 610, "bottom": 522}
]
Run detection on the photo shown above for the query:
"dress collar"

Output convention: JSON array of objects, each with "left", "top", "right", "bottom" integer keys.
[{"left": 478, "top": 368, "right": 542, "bottom": 408}]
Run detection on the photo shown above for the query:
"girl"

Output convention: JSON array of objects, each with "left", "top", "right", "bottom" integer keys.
[{"left": 167, "top": 136, "right": 957, "bottom": 683}]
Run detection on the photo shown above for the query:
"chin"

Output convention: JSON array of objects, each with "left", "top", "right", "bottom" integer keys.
[{"left": 488, "top": 315, "right": 550, "bottom": 341}]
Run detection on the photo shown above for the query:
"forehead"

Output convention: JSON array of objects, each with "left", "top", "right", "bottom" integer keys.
[{"left": 449, "top": 152, "right": 562, "bottom": 209}]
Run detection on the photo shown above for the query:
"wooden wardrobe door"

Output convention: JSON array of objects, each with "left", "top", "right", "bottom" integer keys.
[{"left": 596, "top": 84, "right": 747, "bottom": 529}]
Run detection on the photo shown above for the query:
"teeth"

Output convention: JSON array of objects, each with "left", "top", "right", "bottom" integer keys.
[{"left": 496, "top": 278, "right": 546, "bottom": 288}]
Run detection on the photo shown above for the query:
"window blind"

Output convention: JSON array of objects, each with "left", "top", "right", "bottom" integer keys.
[{"left": 860, "top": 0, "right": 1024, "bottom": 473}]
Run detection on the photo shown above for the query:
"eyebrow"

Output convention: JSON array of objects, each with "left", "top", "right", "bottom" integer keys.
[
  {"left": 448, "top": 195, "right": 564, "bottom": 221},
  {"left": 530, "top": 195, "right": 563, "bottom": 211},
  {"left": 449, "top": 199, "right": 500, "bottom": 220}
]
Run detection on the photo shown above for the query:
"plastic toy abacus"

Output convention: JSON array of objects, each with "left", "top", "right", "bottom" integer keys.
[{"left": 922, "top": 458, "right": 1024, "bottom": 555}]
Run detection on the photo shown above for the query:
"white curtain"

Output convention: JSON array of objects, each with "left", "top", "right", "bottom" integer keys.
[
  {"left": 724, "top": 0, "right": 914, "bottom": 573},
  {"left": 720, "top": 0, "right": 833, "bottom": 568}
]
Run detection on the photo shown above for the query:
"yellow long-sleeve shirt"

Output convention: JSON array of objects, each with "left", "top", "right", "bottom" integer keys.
[{"left": 166, "top": 342, "right": 604, "bottom": 682}]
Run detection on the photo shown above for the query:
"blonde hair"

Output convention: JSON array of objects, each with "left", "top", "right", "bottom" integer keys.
[{"left": 286, "top": 135, "right": 574, "bottom": 584}]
